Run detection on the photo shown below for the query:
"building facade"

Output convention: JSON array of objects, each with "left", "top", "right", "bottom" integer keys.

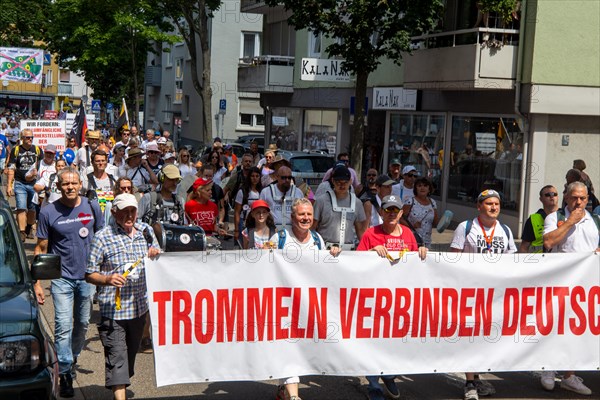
[
  {"left": 144, "top": 0, "right": 264, "bottom": 149},
  {"left": 239, "top": 0, "right": 599, "bottom": 235}
]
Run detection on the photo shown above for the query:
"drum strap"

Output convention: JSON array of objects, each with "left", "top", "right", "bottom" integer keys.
[{"left": 326, "top": 189, "right": 355, "bottom": 246}]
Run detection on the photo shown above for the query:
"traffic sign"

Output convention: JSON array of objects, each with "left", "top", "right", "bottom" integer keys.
[
  {"left": 219, "top": 99, "right": 226, "bottom": 115},
  {"left": 106, "top": 103, "right": 114, "bottom": 111},
  {"left": 91, "top": 100, "right": 101, "bottom": 112}
]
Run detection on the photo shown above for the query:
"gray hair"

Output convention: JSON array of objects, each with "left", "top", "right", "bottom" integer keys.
[
  {"left": 291, "top": 197, "right": 312, "bottom": 216},
  {"left": 566, "top": 181, "right": 588, "bottom": 196},
  {"left": 56, "top": 167, "right": 80, "bottom": 185}
]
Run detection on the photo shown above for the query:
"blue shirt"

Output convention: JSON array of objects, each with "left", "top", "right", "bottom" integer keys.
[
  {"left": 86, "top": 221, "right": 159, "bottom": 320},
  {"left": 37, "top": 197, "right": 104, "bottom": 279}
]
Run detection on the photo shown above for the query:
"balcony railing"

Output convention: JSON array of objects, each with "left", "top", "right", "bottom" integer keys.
[
  {"left": 57, "top": 83, "right": 73, "bottom": 96},
  {"left": 403, "top": 27, "right": 520, "bottom": 90},
  {"left": 238, "top": 55, "right": 294, "bottom": 93}
]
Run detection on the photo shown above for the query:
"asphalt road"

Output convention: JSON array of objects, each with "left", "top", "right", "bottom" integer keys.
[{"left": 23, "top": 231, "right": 599, "bottom": 400}]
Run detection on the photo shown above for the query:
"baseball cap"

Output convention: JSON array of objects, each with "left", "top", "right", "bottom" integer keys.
[
  {"left": 192, "top": 177, "right": 212, "bottom": 192},
  {"left": 332, "top": 165, "right": 351, "bottom": 181},
  {"left": 224, "top": 144, "right": 232, "bottom": 151},
  {"left": 381, "top": 195, "right": 403, "bottom": 210},
  {"left": 163, "top": 152, "right": 176, "bottom": 161},
  {"left": 390, "top": 158, "right": 401, "bottom": 166},
  {"left": 162, "top": 164, "right": 181, "bottom": 180},
  {"left": 477, "top": 189, "right": 501, "bottom": 203},
  {"left": 213, "top": 137, "right": 222, "bottom": 143},
  {"left": 402, "top": 165, "right": 418, "bottom": 175},
  {"left": 44, "top": 144, "right": 57, "bottom": 154},
  {"left": 157, "top": 137, "right": 167, "bottom": 144},
  {"left": 251, "top": 199, "right": 270, "bottom": 212},
  {"left": 376, "top": 174, "right": 395, "bottom": 186},
  {"left": 112, "top": 194, "right": 138, "bottom": 210}
]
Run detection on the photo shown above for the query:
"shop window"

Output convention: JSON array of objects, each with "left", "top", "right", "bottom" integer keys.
[
  {"left": 303, "top": 110, "right": 338, "bottom": 153},
  {"left": 270, "top": 108, "right": 302, "bottom": 151},
  {"left": 448, "top": 116, "right": 523, "bottom": 212},
  {"left": 388, "top": 113, "right": 445, "bottom": 196}
]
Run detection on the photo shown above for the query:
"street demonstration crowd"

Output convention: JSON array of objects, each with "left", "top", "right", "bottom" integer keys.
[{"left": 2, "top": 121, "right": 599, "bottom": 400}]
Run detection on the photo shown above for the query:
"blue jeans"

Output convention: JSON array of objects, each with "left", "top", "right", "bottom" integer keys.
[
  {"left": 14, "top": 180, "right": 36, "bottom": 211},
  {"left": 51, "top": 278, "right": 94, "bottom": 374},
  {"left": 366, "top": 375, "right": 396, "bottom": 396}
]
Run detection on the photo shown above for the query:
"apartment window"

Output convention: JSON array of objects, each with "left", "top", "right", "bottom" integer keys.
[
  {"left": 45, "top": 70, "right": 53, "bottom": 86},
  {"left": 241, "top": 32, "right": 260, "bottom": 60},
  {"left": 164, "top": 95, "right": 171, "bottom": 123},
  {"left": 308, "top": 32, "right": 322, "bottom": 58},
  {"left": 240, "top": 113, "right": 253, "bottom": 126},
  {"left": 59, "top": 70, "right": 70, "bottom": 82},
  {"left": 165, "top": 45, "right": 173, "bottom": 67},
  {"left": 174, "top": 58, "right": 183, "bottom": 104}
]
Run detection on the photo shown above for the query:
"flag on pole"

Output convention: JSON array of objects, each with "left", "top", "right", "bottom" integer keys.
[
  {"left": 70, "top": 102, "right": 88, "bottom": 147},
  {"left": 116, "top": 98, "right": 129, "bottom": 132}
]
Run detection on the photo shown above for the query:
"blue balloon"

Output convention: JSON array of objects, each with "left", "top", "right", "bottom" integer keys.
[{"left": 63, "top": 148, "right": 75, "bottom": 165}]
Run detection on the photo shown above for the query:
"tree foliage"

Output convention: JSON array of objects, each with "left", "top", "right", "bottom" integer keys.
[
  {"left": 44, "top": 0, "right": 178, "bottom": 121},
  {"left": 157, "top": 0, "right": 222, "bottom": 144},
  {"left": 0, "top": 0, "right": 50, "bottom": 47},
  {"left": 263, "top": 0, "right": 442, "bottom": 173}
]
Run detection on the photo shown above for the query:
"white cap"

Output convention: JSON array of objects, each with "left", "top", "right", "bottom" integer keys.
[
  {"left": 112, "top": 194, "right": 138, "bottom": 210},
  {"left": 402, "top": 165, "right": 418, "bottom": 175}
]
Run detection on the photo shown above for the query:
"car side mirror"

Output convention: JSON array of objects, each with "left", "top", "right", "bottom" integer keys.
[{"left": 31, "top": 254, "right": 62, "bottom": 280}]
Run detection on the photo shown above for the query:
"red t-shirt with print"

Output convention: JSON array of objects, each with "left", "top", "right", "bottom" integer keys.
[
  {"left": 185, "top": 200, "right": 218, "bottom": 234},
  {"left": 356, "top": 225, "right": 418, "bottom": 252}
]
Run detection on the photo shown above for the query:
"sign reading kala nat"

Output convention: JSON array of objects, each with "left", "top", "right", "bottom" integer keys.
[
  {"left": 372, "top": 87, "right": 417, "bottom": 111},
  {"left": 301, "top": 58, "right": 350, "bottom": 82}
]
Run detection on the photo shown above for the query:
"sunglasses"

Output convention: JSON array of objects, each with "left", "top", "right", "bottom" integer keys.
[
  {"left": 119, "top": 186, "right": 132, "bottom": 191},
  {"left": 543, "top": 192, "right": 558, "bottom": 198},
  {"left": 122, "top": 133, "right": 130, "bottom": 136},
  {"left": 383, "top": 207, "right": 401, "bottom": 214},
  {"left": 279, "top": 176, "right": 293, "bottom": 180},
  {"left": 23, "top": 136, "right": 34, "bottom": 139},
  {"left": 148, "top": 151, "right": 160, "bottom": 154},
  {"left": 405, "top": 174, "right": 418, "bottom": 178}
]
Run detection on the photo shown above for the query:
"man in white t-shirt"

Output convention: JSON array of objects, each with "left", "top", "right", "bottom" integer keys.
[
  {"left": 75, "top": 130, "right": 101, "bottom": 175},
  {"left": 450, "top": 189, "right": 516, "bottom": 400},
  {"left": 28, "top": 144, "right": 57, "bottom": 207},
  {"left": 539, "top": 181, "right": 598, "bottom": 396},
  {"left": 259, "top": 166, "right": 304, "bottom": 230},
  {"left": 81, "top": 149, "right": 117, "bottom": 220},
  {"left": 392, "top": 165, "right": 418, "bottom": 204},
  {"left": 367, "top": 174, "right": 394, "bottom": 228}
]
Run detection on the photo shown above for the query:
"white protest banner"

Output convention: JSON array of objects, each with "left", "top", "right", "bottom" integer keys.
[
  {"left": 146, "top": 251, "right": 600, "bottom": 387},
  {"left": 19, "top": 119, "right": 66, "bottom": 151},
  {"left": 65, "top": 113, "right": 96, "bottom": 133}
]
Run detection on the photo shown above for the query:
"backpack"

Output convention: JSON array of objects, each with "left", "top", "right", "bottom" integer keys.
[
  {"left": 86, "top": 172, "right": 116, "bottom": 191},
  {"left": 10, "top": 144, "right": 41, "bottom": 168},
  {"left": 465, "top": 219, "right": 513, "bottom": 251},
  {"left": 277, "top": 229, "right": 322, "bottom": 250}
]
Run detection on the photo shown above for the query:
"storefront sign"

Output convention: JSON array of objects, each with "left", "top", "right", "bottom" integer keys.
[
  {"left": 372, "top": 87, "right": 417, "bottom": 110},
  {"left": 301, "top": 58, "right": 351, "bottom": 82},
  {"left": 19, "top": 119, "right": 66, "bottom": 151}
]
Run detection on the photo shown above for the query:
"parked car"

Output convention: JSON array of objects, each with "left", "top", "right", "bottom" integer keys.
[
  {"left": 278, "top": 150, "right": 335, "bottom": 192},
  {"left": 0, "top": 198, "right": 62, "bottom": 399},
  {"left": 235, "top": 134, "right": 264, "bottom": 147}
]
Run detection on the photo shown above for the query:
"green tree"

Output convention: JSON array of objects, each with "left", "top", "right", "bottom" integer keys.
[
  {"left": 264, "top": 0, "right": 442, "bottom": 174},
  {"left": 158, "top": 0, "right": 222, "bottom": 144},
  {"left": 0, "top": 0, "right": 50, "bottom": 47},
  {"left": 44, "top": 0, "right": 177, "bottom": 125}
]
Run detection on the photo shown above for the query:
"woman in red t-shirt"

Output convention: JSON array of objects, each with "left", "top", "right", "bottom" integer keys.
[{"left": 184, "top": 177, "right": 227, "bottom": 236}]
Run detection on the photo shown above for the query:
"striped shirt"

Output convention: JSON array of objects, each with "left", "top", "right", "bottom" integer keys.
[{"left": 86, "top": 221, "right": 159, "bottom": 320}]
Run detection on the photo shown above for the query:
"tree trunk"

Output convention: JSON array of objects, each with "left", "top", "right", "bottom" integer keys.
[
  {"left": 199, "top": 5, "right": 212, "bottom": 144},
  {"left": 350, "top": 69, "right": 369, "bottom": 179}
]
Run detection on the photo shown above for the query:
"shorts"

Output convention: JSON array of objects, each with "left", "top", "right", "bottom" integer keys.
[
  {"left": 0, "top": 158, "right": 6, "bottom": 171},
  {"left": 97, "top": 313, "right": 146, "bottom": 388},
  {"left": 14, "top": 180, "right": 37, "bottom": 211}
]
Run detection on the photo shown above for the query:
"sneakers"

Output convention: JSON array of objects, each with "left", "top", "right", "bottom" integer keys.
[
  {"left": 474, "top": 378, "right": 495, "bottom": 396},
  {"left": 540, "top": 370, "right": 556, "bottom": 391},
  {"left": 560, "top": 375, "right": 592, "bottom": 395},
  {"left": 464, "top": 382, "right": 479, "bottom": 400},
  {"left": 139, "top": 337, "right": 153, "bottom": 354},
  {"left": 59, "top": 373, "right": 74, "bottom": 398},
  {"left": 381, "top": 377, "right": 400, "bottom": 399}
]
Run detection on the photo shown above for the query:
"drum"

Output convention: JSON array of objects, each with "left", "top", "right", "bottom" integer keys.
[{"left": 152, "top": 223, "right": 206, "bottom": 252}]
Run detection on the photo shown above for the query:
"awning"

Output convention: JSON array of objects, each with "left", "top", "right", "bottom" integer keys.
[
  {"left": 1, "top": 94, "right": 53, "bottom": 101},
  {"left": 239, "top": 100, "right": 263, "bottom": 115}
]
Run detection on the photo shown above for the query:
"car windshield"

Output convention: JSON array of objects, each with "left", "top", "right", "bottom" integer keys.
[
  {"left": 0, "top": 209, "right": 23, "bottom": 284},
  {"left": 290, "top": 157, "right": 334, "bottom": 173}
]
